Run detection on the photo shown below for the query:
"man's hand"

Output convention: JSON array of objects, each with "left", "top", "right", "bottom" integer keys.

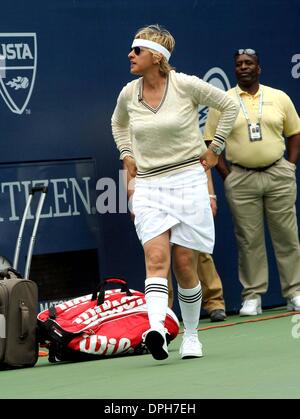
[
  {"left": 200, "top": 149, "right": 219, "bottom": 171},
  {"left": 123, "top": 156, "right": 137, "bottom": 178}
]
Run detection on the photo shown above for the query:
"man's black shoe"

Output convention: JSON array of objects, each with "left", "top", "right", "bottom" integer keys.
[{"left": 210, "top": 309, "right": 226, "bottom": 322}]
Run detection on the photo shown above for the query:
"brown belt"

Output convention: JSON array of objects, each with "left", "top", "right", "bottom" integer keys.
[{"left": 231, "top": 158, "right": 281, "bottom": 172}]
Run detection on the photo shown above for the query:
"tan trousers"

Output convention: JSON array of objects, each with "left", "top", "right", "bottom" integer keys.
[
  {"left": 225, "top": 157, "right": 300, "bottom": 300},
  {"left": 168, "top": 253, "right": 225, "bottom": 313},
  {"left": 197, "top": 253, "right": 226, "bottom": 313}
]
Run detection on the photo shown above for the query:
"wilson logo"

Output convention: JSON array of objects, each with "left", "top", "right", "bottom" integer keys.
[{"left": 0, "top": 33, "right": 37, "bottom": 114}]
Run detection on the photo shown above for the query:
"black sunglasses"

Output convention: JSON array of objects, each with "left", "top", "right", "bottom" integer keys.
[
  {"left": 129, "top": 46, "right": 142, "bottom": 55},
  {"left": 235, "top": 48, "right": 257, "bottom": 56}
]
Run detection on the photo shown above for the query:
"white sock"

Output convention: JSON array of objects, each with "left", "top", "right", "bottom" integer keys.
[
  {"left": 178, "top": 282, "right": 202, "bottom": 336},
  {"left": 145, "top": 277, "right": 168, "bottom": 331}
]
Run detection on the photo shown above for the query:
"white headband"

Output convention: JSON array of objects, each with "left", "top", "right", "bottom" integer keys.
[{"left": 131, "top": 39, "right": 171, "bottom": 61}]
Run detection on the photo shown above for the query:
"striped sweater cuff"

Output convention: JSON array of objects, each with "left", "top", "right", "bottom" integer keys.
[
  {"left": 211, "top": 134, "right": 226, "bottom": 148},
  {"left": 120, "top": 148, "right": 133, "bottom": 160}
]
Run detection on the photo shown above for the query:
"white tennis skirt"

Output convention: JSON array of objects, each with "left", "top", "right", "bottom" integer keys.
[{"left": 132, "top": 166, "right": 215, "bottom": 253}]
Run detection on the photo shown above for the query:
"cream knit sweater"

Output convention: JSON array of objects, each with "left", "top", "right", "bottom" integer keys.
[{"left": 112, "top": 70, "right": 238, "bottom": 178}]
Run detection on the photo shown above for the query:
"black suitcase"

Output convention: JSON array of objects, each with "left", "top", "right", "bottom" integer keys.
[{"left": 0, "top": 185, "right": 47, "bottom": 369}]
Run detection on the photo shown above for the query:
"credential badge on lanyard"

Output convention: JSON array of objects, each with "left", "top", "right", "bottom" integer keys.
[{"left": 237, "top": 88, "right": 263, "bottom": 141}]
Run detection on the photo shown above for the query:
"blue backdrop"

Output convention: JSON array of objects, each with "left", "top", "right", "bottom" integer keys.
[{"left": 0, "top": 0, "right": 299, "bottom": 313}]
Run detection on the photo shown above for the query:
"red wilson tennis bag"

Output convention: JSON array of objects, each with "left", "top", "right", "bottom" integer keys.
[{"left": 37, "top": 278, "right": 179, "bottom": 362}]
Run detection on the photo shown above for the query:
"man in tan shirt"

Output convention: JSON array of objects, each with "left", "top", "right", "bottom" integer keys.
[{"left": 204, "top": 49, "right": 300, "bottom": 315}]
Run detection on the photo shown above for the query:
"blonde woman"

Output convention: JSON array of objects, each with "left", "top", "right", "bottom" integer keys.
[{"left": 111, "top": 24, "right": 238, "bottom": 361}]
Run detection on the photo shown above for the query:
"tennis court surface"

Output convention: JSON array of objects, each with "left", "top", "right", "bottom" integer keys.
[{"left": 1, "top": 307, "right": 299, "bottom": 399}]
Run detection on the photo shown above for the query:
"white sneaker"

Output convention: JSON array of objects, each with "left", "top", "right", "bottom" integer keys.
[
  {"left": 144, "top": 328, "right": 168, "bottom": 360},
  {"left": 287, "top": 295, "right": 300, "bottom": 311},
  {"left": 179, "top": 333, "right": 203, "bottom": 359},
  {"left": 239, "top": 297, "right": 262, "bottom": 316}
]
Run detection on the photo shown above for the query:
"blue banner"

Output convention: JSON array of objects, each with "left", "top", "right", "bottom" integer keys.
[{"left": 0, "top": 0, "right": 299, "bottom": 312}]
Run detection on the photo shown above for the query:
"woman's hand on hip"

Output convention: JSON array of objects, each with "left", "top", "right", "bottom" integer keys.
[
  {"left": 123, "top": 156, "right": 137, "bottom": 178},
  {"left": 200, "top": 149, "right": 219, "bottom": 171}
]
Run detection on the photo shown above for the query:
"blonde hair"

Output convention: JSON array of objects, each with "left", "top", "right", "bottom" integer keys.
[{"left": 134, "top": 24, "right": 175, "bottom": 76}]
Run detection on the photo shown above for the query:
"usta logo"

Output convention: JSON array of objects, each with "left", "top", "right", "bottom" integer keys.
[{"left": 0, "top": 33, "right": 37, "bottom": 114}]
